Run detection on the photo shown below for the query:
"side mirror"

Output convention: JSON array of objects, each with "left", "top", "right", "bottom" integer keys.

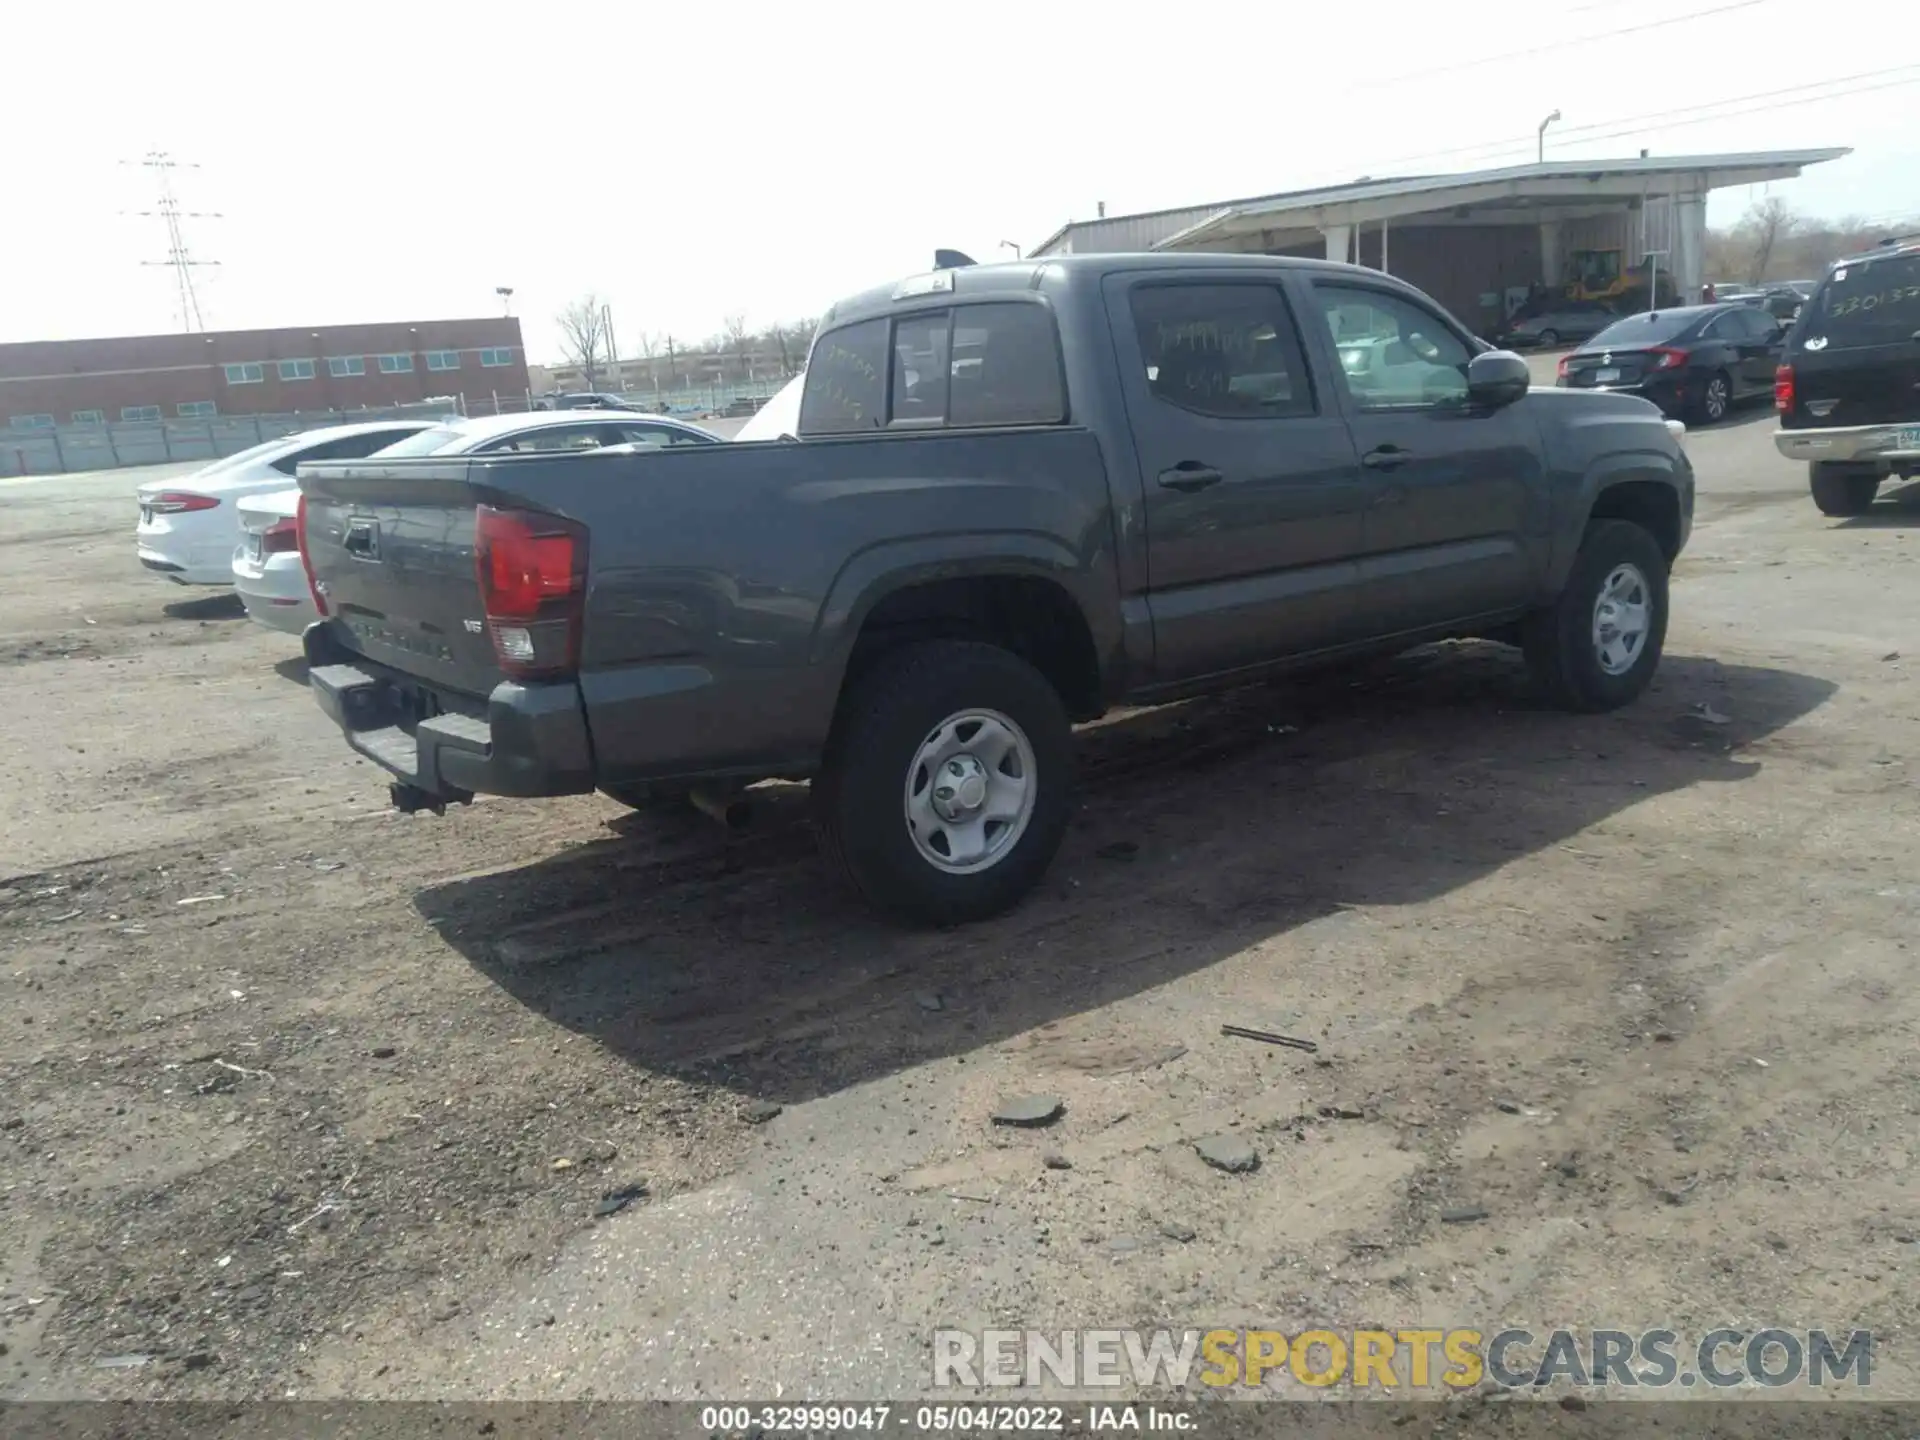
[{"left": 1467, "top": 350, "right": 1531, "bottom": 408}]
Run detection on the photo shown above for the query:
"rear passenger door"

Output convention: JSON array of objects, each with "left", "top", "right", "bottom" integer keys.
[
  {"left": 1102, "top": 274, "right": 1369, "bottom": 685},
  {"left": 1300, "top": 279, "right": 1542, "bottom": 637}
]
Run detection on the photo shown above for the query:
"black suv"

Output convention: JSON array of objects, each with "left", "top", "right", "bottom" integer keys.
[{"left": 1774, "top": 237, "right": 1920, "bottom": 515}]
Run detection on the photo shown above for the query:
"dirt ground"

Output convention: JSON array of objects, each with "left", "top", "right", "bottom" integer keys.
[{"left": 2, "top": 398, "right": 1917, "bottom": 1410}]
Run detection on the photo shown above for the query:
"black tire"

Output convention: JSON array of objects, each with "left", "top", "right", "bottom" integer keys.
[
  {"left": 1523, "top": 519, "right": 1669, "bottom": 713},
  {"left": 1694, "top": 369, "right": 1732, "bottom": 424},
  {"left": 1809, "top": 463, "right": 1879, "bottom": 517},
  {"left": 813, "top": 641, "right": 1074, "bottom": 926},
  {"left": 1537, "top": 329, "right": 1559, "bottom": 347}
]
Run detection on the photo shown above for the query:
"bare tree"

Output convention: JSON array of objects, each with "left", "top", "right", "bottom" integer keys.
[
  {"left": 557, "top": 295, "right": 611, "bottom": 390},
  {"left": 1734, "top": 197, "right": 1802, "bottom": 284},
  {"left": 723, "top": 313, "right": 752, "bottom": 381}
]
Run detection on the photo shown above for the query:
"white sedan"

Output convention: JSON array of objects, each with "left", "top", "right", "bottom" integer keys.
[
  {"left": 231, "top": 488, "right": 312, "bottom": 634},
  {"left": 366, "top": 409, "right": 722, "bottom": 458},
  {"left": 135, "top": 419, "right": 436, "bottom": 586}
]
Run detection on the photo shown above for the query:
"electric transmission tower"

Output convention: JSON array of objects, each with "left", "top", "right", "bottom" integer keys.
[{"left": 125, "top": 151, "right": 221, "bottom": 332}]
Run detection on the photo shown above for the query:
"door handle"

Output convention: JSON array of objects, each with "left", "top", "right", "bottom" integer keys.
[
  {"left": 1157, "top": 462, "right": 1224, "bottom": 493},
  {"left": 1361, "top": 445, "right": 1410, "bottom": 471}
]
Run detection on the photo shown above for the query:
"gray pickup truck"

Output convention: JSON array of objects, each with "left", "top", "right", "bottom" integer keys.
[{"left": 297, "top": 252, "right": 1693, "bottom": 925}]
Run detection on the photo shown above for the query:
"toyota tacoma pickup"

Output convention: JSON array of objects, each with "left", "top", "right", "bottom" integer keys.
[{"left": 296, "top": 252, "right": 1693, "bottom": 925}]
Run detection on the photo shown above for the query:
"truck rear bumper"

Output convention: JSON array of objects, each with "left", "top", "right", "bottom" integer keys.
[
  {"left": 305, "top": 630, "right": 594, "bottom": 803},
  {"left": 1774, "top": 423, "right": 1920, "bottom": 468}
]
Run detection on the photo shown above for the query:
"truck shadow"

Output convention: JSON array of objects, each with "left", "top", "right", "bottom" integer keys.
[{"left": 415, "top": 645, "right": 1835, "bottom": 1105}]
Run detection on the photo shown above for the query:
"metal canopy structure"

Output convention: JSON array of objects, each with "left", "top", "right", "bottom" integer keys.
[
  {"left": 1030, "top": 149, "right": 1850, "bottom": 325},
  {"left": 1145, "top": 150, "right": 1850, "bottom": 254}
]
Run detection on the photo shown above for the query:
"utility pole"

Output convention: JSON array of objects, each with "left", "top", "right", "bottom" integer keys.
[
  {"left": 602, "top": 302, "right": 620, "bottom": 389},
  {"left": 125, "top": 151, "right": 220, "bottom": 332}
]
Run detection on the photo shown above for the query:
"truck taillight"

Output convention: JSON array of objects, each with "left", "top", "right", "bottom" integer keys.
[
  {"left": 1774, "top": 363, "right": 1795, "bottom": 413},
  {"left": 473, "top": 504, "right": 587, "bottom": 679},
  {"left": 295, "top": 493, "right": 328, "bottom": 617},
  {"left": 262, "top": 516, "right": 299, "bottom": 555}
]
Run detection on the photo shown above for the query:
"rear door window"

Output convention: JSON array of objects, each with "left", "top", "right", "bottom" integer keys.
[
  {"left": 1805, "top": 252, "right": 1920, "bottom": 349},
  {"left": 948, "top": 303, "right": 1066, "bottom": 426}
]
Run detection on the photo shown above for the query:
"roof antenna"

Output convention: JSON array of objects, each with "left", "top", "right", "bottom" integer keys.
[{"left": 933, "top": 249, "right": 977, "bottom": 270}]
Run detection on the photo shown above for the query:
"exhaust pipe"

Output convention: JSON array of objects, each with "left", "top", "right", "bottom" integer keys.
[{"left": 688, "top": 785, "right": 753, "bottom": 832}]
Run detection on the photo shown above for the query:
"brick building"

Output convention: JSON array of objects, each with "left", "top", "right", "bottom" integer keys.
[{"left": 0, "top": 317, "right": 531, "bottom": 429}]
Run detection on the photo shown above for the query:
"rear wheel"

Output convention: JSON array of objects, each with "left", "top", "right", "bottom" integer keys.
[
  {"left": 1523, "top": 519, "right": 1669, "bottom": 713},
  {"left": 813, "top": 640, "right": 1073, "bottom": 926},
  {"left": 1537, "top": 329, "right": 1560, "bottom": 347},
  {"left": 1809, "top": 462, "right": 1879, "bottom": 517},
  {"left": 1695, "top": 370, "right": 1732, "bottom": 424}
]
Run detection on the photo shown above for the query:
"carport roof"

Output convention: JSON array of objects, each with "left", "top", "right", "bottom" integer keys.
[{"left": 1030, "top": 149, "right": 1850, "bottom": 256}]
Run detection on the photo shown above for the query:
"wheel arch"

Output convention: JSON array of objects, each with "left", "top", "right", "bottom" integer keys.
[{"left": 813, "top": 537, "right": 1120, "bottom": 722}]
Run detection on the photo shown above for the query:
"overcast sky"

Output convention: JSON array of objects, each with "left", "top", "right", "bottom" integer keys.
[{"left": 2, "top": 0, "right": 1913, "bottom": 363}]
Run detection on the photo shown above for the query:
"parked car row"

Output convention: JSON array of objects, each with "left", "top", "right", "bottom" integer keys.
[{"left": 135, "top": 410, "right": 721, "bottom": 635}]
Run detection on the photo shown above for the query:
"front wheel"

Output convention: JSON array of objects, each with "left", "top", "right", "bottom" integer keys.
[
  {"left": 814, "top": 641, "right": 1074, "bottom": 926},
  {"left": 1523, "top": 519, "right": 1669, "bottom": 713},
  {"left": 1809, "top": 463, "right": 1879, "bottom": 517},
  {"left": 1537, "top": 329, "right": 1560, "bottom": 347}
]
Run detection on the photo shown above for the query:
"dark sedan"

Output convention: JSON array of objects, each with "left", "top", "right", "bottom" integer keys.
[
  {"left": 1556, "top": 303, "right": 1785, "bottom": 423},
  {"left": 1500, "top": 303, "right": 1615, "bottom": 348}
]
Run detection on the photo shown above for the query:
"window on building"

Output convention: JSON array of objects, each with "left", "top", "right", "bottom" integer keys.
[
  {"left": 377, "top": 353, "right": 415, "bottom": 374},
  {"left": 425, "top": 350, "right": 462, "bottom": 372},
  {"left": 70, "top": 409, "right": 104, "bottom": 425},
  {"left": 178, "top": 401, "right": 217, "bottom": 418},
  {"left": 479, "top": 347, "right": 515, "bottom": 367},
  {"left": 1129, "top": 283, "right": 1317, "bottom": 420},
  {"left": 329, "top": 355, "right": 366, "bottom": 377},
  {"left": 279, "top": 358, "right": 316, "bottom": 381},
  {"left": 122, "top": 405, "right": 162, "bottom": 423},
  {"left": 9, "top": 414, "right": 55, "bottom": 431},
  {"left": 223, "top": 362, "right": 265, "bottom": 384}
]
